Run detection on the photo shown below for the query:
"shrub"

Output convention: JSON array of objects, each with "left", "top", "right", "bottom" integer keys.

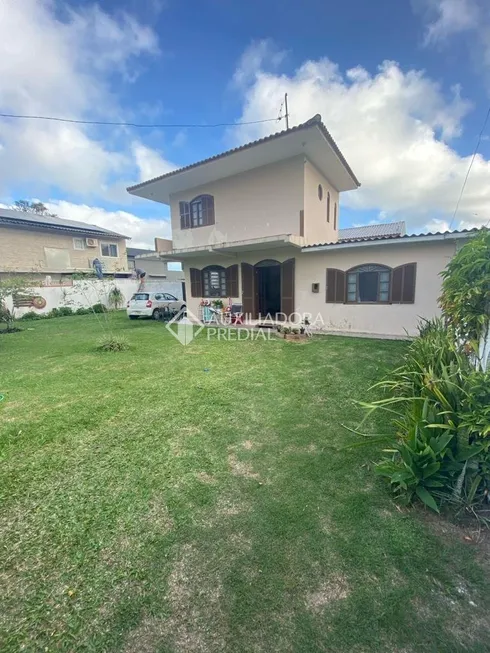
[
  {"left": 108, "top": 286, "right": 124, "bottom": 310},
  {"left": 48, "top": 307, "right": 62, "bottom": 318},
  {"left": 75, "top": 307, "right": 91, "bottom": 315},
  {"left": 96, "top": 335, "right": 130, "bottom": 352},
  {"left": 365, "top": 322, "right": 490, "bottom": 514},
  {"left": 58, "top": 306, "right": 73, "bottom": 317},
  {"left": 20, "top": 311, "right": 42, "bottom": 320},
  {"left": 91, "top": 303, "right": 107, "bottom": 314}
]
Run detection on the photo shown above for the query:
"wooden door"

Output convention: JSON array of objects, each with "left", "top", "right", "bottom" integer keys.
[
  {"left": 281, "top": 258, "right": 295, "bottom": 319},
  {"left": 241, "top": 263, "right": 255, "bottom": 319}
]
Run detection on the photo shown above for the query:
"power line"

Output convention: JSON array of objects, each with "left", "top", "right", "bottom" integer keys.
[
  {"left": 0, "top": 112, "right": 282, "bottom": 129},
  {"left": 449, "top": 105, "right": 490, "bottom": 230}
]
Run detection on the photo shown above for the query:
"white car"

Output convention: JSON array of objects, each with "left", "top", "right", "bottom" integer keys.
[{"left": 126, "top": 292, "right": 185, "bottom": 320}]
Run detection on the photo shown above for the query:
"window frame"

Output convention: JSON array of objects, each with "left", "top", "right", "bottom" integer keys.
[
  {"left": 202, "top": 265, "right": 227, "bottom": 298},
  {"left": 345, "top": 264, "right": 392, "bottom": 305},
  {"left": 73, "top": 237, "right": 85, "bottom": 251},
  {"left": 180, "top": 194, "right": 215, "bottom": 230},
  {"left": 100, "top": 242, "right": 119, "bottom": 258}
]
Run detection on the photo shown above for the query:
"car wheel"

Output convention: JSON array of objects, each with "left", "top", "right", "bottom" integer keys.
[
  {"left": 180, "top": 304, "right": 186, "bottom": 316},
  {"left": 152, "top": 309, "right": 161, "bottom": 320},
  {"left": 129, "top": 316, "right": 138, "bottom": 320}
]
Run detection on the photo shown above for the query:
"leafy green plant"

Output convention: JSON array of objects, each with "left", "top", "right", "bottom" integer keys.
[
  {"left": 211, "top": 299, "right": 224, "bottom": 309},
  {"left": 96, "top": 335, "right": 130, "bottom": 352},
  {"left": 20, "top": 311, "right": 43, "bottom": 320},
  {"left": 108, "top": 286, "right": 124, "bottom": 310},
  {"left": 359, "top": 320, "right": 490, "bottom": 514},
  {"left": 91, "top": 303, "right": 107, "bottom": 314},
  {"left": 48, "top": 308, "right": 62, "bottom": 318},
  {"left": 440, "top": 229, "right": 490, "bottom": 365},
  {"left": 75, "top": 307, "right": 91, "bottom": 315},
  {"left": 58, "top": 306, "right": 73, "bottom": 317}
]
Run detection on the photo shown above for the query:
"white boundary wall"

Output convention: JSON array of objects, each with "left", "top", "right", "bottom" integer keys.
[{"left": 8, "top": 278, "right": 184, "bottom": 317}]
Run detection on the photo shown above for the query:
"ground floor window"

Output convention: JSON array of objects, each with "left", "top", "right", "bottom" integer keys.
[
  {"left": 202, "top": 266, "right": 227, "bottom": 297},
  {"left": 347, "top": 265, "right": 391, "bottom": 303}
]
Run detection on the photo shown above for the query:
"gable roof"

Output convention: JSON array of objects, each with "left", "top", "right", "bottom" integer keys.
[
  {"left": 339, "top": 221, "right": 406, "bottom": 241},
  {"left": 0, "top": 208, "right": 128, "bottom": 239},
  {"left": 127, "top": 115, "right": 360, "bottom": 204}
]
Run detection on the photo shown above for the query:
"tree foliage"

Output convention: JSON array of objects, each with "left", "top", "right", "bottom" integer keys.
[
  {"left": 12, "top": 200, "right": 58, "bottom": 217},
  {"left": 0, "top": 277, "right": 32, "bottom": 332},
  {"left": 439, "top": 230, "right": 490, "bottom": 345}
]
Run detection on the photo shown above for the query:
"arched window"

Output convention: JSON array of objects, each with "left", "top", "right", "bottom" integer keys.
[
  {"left": 326, "top": 192, "right": 330, "bottom": 222},
  {"left": 179, "top": 195, "right": 215, "bottom": 229},
  {"left": 334, "top": 203, "right": 337, "bottom": 230},
  {"left": 202, "top": 265, "right": 227, "bottom": 297},
  {"left": 346, "top": 264, "right": 391, "bottom": 303}
]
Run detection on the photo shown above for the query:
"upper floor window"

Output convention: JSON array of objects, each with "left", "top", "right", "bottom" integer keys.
[
  {"left": 202, "top": 265, "right": 227, "bottom": 297},
  {"left": 101, "top": 242, "right": 118, "bottom": 258},
  {"left": 179, "top": 195, "right": 215, "bottom": 229},
  {"left": 73, "top": 237, "right": 85, "bottom": 250},
  {"left": 326, "top": 192, "right": 330, "bottom": 223}
]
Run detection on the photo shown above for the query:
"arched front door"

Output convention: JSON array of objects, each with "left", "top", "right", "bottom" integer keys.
[{"left": 241, "top": 258, "right": 295, "bottom": 320}]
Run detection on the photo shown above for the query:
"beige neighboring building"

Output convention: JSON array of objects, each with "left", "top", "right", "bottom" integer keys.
[
  {"left": 0, "top": 208, "right": 129, "bottom": 282},
  {"left": 126, "top": 246, "right": 184, "bottom": 283},
  {"left": 128, "top": 114, "right": 479, "bottom": 337}
]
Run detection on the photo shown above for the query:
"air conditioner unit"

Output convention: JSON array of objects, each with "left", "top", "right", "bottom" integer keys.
[{"left": 86, "top": 238, "right": 98, "bottom": 247}]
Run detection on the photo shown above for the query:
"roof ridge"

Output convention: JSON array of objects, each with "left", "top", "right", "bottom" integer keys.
[{"left": 127, "top": 114, "right": 360, "bottom": 193}]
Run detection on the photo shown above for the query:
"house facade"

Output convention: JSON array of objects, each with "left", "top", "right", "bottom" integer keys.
[
  {"left": 0, "top": 208, "right": 129, "bottom": 281},
  {"left": 128, "top": 115, "right": 477, "bottom": 337}
]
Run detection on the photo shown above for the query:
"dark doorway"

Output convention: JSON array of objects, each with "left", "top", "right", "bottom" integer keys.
[{"left": 255, "top": 260, "right": 281, "bottom": 318}]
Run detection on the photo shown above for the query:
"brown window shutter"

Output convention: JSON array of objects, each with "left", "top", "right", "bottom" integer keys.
[
  {"left": 402, "top": 263, "right": 416, "bottom": 303},
  {"left": 207, "top": 195, "right": 215, "bottom": 225},
  {"left": 299, "top": 210, "right": 304, "bottom": 237},
  {"left": 226, "top": 264, "right": 239, "bottom": 297},
  {"left": 241, "top": 263, "right": 255, "bottom": 318},
  {"left": 189, "top": 268, "right": 202, "bottom": 298},
  {"left": 179, "top": 201, "right": 187, "bottom": 229},
  {"left": 391, "top": 263, "right": 416, "bottom": 303},
  {"left": 281, "top": 258, "right": 295, "bottom": 318},
  {"left": 326, "top": 268, "right": 345, "bottom": 303}
]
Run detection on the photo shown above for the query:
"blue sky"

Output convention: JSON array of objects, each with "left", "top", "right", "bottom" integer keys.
[{"left": 1, "top": 0, "right": 490, "bottom": 247}]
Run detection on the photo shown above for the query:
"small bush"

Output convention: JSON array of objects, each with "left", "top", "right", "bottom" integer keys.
[
  {"left": 91, "top": 303, "right": 107, "bottom": 314},
  {"left": 75, "top": 307, "right": 91, "bottom": 315},
  {"left": 58, "top": 306, "right": 73, "bottom": 317},
  {"left": 20, "top": 311, "right": 42, "bottom": 320},
  {"left": 96, "top": 335, "right": 130, "bottom": 352},
  {"left": 48, "top": 308, "right": 62, "bottom": 318}
]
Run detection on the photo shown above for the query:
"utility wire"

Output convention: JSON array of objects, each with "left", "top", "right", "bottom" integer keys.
[
  {"left": 449, "top": 105, "right": 490, "bottom": 230},
  {"left": 0, "top": 112, "right": 282, "bottom": 129}
]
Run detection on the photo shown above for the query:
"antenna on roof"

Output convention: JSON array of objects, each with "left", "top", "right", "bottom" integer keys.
[{"left": 284, "top": 93, "right": 289, "bottom": 130}]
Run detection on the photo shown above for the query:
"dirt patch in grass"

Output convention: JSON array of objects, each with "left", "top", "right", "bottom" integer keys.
[
  {"left": 196, "top": 471, "right": 216, "bottom": 484},
  {"left": 306, "top": 574, "right": 350, "bottom": 611},
  {"left": 228, "top": 452, "right": 260, "bottom": 480},
  {"left": 125, "top": 543, "right": 228, "bottom": 653}
]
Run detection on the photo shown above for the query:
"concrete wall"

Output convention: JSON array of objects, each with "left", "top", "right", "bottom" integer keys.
[
  {"left": 7, "top": 278, "right": 183, "bottom": 317},
  {"left": 134, "top": 256, "right": 185, "bottom": 281},
  {"left": 303, "top": 160, "right": 339, "bottom": 245},
  {"left": 183, "top": 240, "right": 456, "bottom": 337},
  {"left": 0, "top": 226, "right": 128, "bottom": 273},
  {"left": 170, "top": 157, "right": 305, "bottom": 249}
]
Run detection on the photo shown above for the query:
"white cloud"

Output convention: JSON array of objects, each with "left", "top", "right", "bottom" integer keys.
[
  {"left": 232, "top": 40, "right": 286, "bottom": 89},
  {"left": 44, "top": 200, "right": 171, "bottom": 249},
  {"left": 132, "top": 142, "right": 176, "bottom": 182},
  {"left": 415, "top": 0, "right": 479, "bottom": 44},
  {"left": 231, "top": 51, "right": 490, "bottom": 231},
  {"left": 0, "top": 0, "right": 170, "bottom": 201}
]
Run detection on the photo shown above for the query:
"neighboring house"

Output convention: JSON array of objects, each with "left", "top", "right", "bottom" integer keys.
[
  {"left": 0, "top": 208, "right": 129, "bottom": 282},
  {"left": 126, "top": 245, "right": 184, "bottom": 283},
  {"left": 128, "top": 114, "right": 479, "bottom": 337}
]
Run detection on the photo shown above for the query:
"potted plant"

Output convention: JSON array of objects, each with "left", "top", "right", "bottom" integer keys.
[
  {"left": 278, "top": 324, "right": 307, "bottom": 341},
  {"left": 212, "top": 299, "right": 224, "bottom": 310}
]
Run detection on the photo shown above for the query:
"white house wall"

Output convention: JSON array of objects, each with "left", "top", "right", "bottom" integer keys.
[{"left": 183, "top": 240, "right": 456, "bottom": 337}]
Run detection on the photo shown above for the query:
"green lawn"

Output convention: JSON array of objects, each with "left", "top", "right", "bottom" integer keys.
[{"left": 1, "top": 313, "right": 489, "bottom": 652}]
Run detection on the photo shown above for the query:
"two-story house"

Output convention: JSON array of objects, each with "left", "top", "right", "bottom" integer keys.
[
  {"left": 128, "top": 114, "right": 478, "bottom": 337},
  {"left": 0, "top": 208, "right": 129, "bottom": 282}
]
